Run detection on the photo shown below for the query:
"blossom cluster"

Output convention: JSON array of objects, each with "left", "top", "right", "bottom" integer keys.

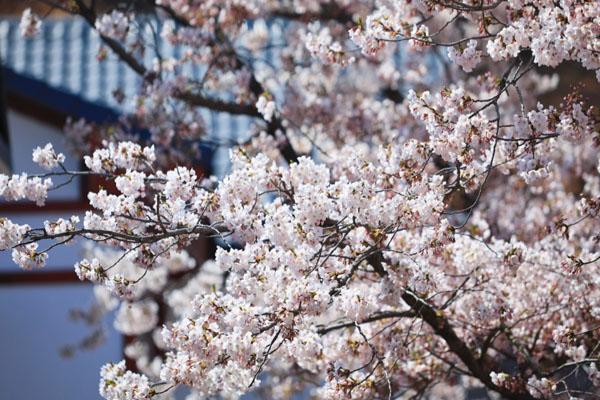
[
  {"left": 99, "top": 361, "right": 152, "bottom": 400},
  {"left": 0, "top": 173, "right": 52, "bottom": 206},
  {"left": 19, "top": 8, "right": 41, "bottom": 38},
  {"left": 32, "top": 143, "right": 65, "bottom": 170},
  {"left": 447, "top": 40, "right": 482, "bottom": 73},
  {"left": 2, "top": 1, "right": 600, "bottom": 399},
  {"left": 486, "top": 0, "right": 600, "bottom": 77},
  {"left": 95, "top": 10, "right": 131, "bottom": 41},
  {"left": 12, "top": 243, "right": 47, "bottom": 270},
  {"left": 350, "top": 0, "right": 600, "bottom": 80},
  {"left": 83, "top": 141, "right": 156, "bottom": 174}
]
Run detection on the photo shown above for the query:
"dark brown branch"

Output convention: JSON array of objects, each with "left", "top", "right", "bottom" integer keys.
[
  {"left": 317, "top": 310, "right": 414, "bottom": 335},
  {"left": 271, "top": 4, "right": 354, "bottom": 25},
  {"left": 401, "top": 289, "right": 535, "bottom": 400},
  {"left": 73, "top": 0, "right": 285, "bottom": 121},
  {"left": 21, "top": 224, "right": 227, "bottom": 246}
]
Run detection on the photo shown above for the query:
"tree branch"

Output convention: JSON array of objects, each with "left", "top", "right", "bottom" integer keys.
[
  {"left": 401, "top": 289, "right": 535, "bottom": 400},
  {"left": 317, "top": 310, "right": 414, "bottom": 335}
]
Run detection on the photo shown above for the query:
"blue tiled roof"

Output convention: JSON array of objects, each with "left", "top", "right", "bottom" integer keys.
[
  {"left": 3, "top": 67, "right": 120, "bottom": 123},
  {"left": 0, "top": 17, "right": 259, "bottom": 176},
  {"left": 2, "top": 18, "right": 135, "bottom": 111},
  {"left": 0, "top": 17, "right": 218, "bottom": 112}
]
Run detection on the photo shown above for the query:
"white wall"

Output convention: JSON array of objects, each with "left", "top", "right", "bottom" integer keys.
[
  {"left": 7, "top": 109, "right": 81, "bottom": 200},
  {"left": 1, "top": 111, "right": 123, "bottom": 400},
  {"left": 0, "top": 285, "right": 122, "bottom": 400}
]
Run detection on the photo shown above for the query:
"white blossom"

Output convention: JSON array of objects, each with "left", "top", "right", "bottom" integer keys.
[
  {"left": 114, "top": 299, "right": 159, "bottom": 335},
  {"left": 256, "top": 94, "right": 276, "bottom": 122},
  {"left": 448, "top": 40, "right": 482, "bottom": 73},
  {"left": 32, "top": 143, "right": 65, "bottom": 170},
  {"left": 19, "top": 8, "right": 41, "bottom": 38},
  {"left": 12, "top": 243, "right": 47, "bottom": 270},
  {"left": 95, "top": 10, "right": 130, "bottom": 41}
]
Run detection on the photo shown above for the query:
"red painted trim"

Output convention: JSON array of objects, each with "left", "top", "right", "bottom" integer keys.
[
  {"left": 8, "top": 93, "right": 68, "bottom": 129},
  {"left": 0, "top": 270, "right": 81, "bottom": 284}
]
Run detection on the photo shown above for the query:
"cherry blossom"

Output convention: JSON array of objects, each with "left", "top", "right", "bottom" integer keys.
[
  {"left": 448, "top": 40, "right": 482, "bottom": 73},
  {"left": 114, "top": 299, "right": 159, "bottom": 336},
  {"left": 95, "top": 10, "right": 131, "bottom": 41},
  {"left": 12, "top": 243, "right": 47, "bottom": 270},
  {"left": 0, "top": 173, "right": 52, "bottom": 206},
  {"left": 1, "top": 1, "right": 600, "bottom": 399},
  {"left": 255, "top": 94, "right": 276, "bottom": 122},
  {"left": 19, "top": 8, "right": 41, "bottom": 38},
  {"left": 99, "top": 360, "right": 153, "bottom": 400},
  {"left": 0, "top": 218, "right": 30, "bottom": 251},
  {"left": 44, "top": 216, "right": 79, "bottom": 236},
  {"left": 32, "top": 143, "right": 65, "bottom": 170}
]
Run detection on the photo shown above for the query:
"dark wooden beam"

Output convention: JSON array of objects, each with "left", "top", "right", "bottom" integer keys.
[{"left": 0, "top": 270, "right": 80, "bottom": 284}]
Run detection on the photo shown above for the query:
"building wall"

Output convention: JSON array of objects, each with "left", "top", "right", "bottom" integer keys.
[{"left": 0, "top": 109, "right": 123, "bottom": 400}]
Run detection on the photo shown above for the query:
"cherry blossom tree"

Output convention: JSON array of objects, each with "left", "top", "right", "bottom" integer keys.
[{"left": 3, "top": 1, "right": 600, "bottom": 399}]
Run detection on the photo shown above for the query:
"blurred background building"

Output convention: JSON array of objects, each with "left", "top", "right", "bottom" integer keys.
[{"left": 0, "top": 3, "right": 229, "bottom": 399}]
